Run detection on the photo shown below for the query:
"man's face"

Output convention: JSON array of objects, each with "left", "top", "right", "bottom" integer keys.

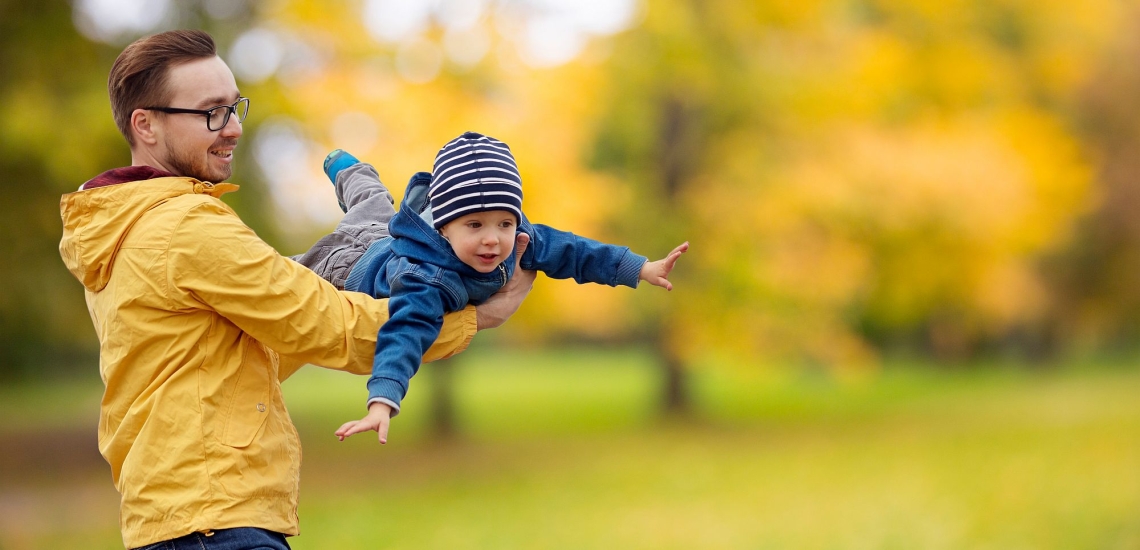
[{"left": 153, "top": 56, "right": 242, "bottom": 182}]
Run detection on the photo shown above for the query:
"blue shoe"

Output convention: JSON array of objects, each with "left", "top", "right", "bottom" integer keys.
[
  {"left": 323, "top": 149, "right": 359, "bottom": 212},
  {"left": 323, "top": 149, "right": 360, "bottom": 184}
]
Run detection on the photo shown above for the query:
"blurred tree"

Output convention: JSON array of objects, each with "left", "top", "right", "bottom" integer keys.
[
  {"left": 588, "top": 0, "right": 1109, "bottom": 399},
  {"left": 1048, "top": 19, "right": 1140, "bottom": 353},
  {"left": 589, "top": 0, "right": 757, "bottom": 411},
  {"left": 0, "top": 0, "right": 122, "bottom": 379},
  {"left": 0, "top": 1, "right": 278, "bottom": 380}
]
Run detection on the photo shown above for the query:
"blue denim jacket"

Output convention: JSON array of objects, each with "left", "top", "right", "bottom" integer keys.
[{"left": 343, "top": 184, "right": 647, "bottom": 412}]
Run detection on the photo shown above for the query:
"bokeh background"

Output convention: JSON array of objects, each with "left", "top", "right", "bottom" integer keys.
[{"left": 2, "top": 0, "right": 1139, "bottom": 548}]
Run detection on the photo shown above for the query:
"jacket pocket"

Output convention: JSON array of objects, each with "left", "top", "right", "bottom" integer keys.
[{"left": 219, "top": 341, "right": 272, "bottom": 448}]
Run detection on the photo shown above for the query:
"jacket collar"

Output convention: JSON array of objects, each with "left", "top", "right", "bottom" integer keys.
[
  {"left": 81, "top": 166, "right": 176, "bottom": 190},
  {"left": 60, "top": 175, "right": 238, "bottom": 292},
  {"left": 389, "top": 207, "right": 480, "bottom": 275},
  {"left": 388, "top": 206, "right": 527, "bottom": 284}
]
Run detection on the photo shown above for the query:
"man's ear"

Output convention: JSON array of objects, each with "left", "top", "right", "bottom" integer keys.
[{"left": 130, "top": 109, "right": 159, "bottom": 146}]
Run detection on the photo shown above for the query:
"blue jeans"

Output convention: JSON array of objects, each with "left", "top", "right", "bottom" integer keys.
[{"left": 133, "top": 528, "right": 290, "bottom": 550}]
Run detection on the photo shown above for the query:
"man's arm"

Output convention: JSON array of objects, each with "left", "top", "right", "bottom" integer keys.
[
  {"left": 477, "top": 233, "right": 534, "bottom": 329},
  {"left": 275, "top": 304, "right": 476, "bottom": 382},
  {"left": 167, "top": 201, "right": 481, "bottom": 380}
]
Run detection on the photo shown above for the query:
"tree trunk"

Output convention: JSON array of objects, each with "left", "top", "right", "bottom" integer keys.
[
  {"left": 427, "top": 357, "right": 457, "bottom": 439},
  {"left": 660, "top": 346, "right": 690, "bottom": 414},
  {"left": 653, "top": 321, "right": 690, "bottom": 414}
]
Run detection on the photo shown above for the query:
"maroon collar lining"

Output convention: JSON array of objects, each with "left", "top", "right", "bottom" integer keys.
[{"left": 81, "top": 166, "right": 177, "bottom": 190}]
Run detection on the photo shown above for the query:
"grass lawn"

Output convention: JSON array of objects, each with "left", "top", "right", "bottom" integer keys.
[{"left": 2, "top": 348, "right": 1138, "bottom": 549}]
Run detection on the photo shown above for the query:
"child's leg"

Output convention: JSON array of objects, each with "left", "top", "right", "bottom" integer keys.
[
  {"left": 290, "top": 227, "right": 386, "bottom": 290},
  {"left": 336, "top": 163, "right": 397, "bottom": 228},
  {"left": 290, "top": 164, "right": 397, "bottom": 290}
]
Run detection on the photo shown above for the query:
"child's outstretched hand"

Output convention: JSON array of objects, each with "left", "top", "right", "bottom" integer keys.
[
  {"left": 335, "top": 401, "right": 394, "bottom": 444},
  {"left": 639, "top": 241, "right": 689, "bottom": 291}
]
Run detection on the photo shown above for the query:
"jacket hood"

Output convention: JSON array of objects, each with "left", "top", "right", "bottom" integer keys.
[
  {"left": 387, "top": 206, "right": 504, "bottom": 277},
  {"left": 59, "top": 176, "right": 238, "bottom": 292}
]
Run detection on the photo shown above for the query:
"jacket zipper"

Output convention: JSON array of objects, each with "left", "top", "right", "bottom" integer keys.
[{"left": 498, "top": 263, "right": 507, "bottom": 285}]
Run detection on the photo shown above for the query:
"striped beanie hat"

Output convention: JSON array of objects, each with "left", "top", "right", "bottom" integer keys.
[{"left": 429, "top": 131, "right": 523, "bottom": 230}]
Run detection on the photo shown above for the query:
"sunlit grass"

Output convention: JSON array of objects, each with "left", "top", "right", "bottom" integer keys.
[
  {"left": 282, "top": 351, "right": 1140, "bottom": 549},
  {"left": 2, "top": 349, "right": 1138, "bottom": 549},
  {"left": 286, "top": 346, "right": 661, "bottom": 443}
]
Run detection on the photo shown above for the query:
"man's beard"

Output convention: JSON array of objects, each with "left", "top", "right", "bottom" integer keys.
[{"left": 163, "top": 136, "right": 237, "bottom": 183}]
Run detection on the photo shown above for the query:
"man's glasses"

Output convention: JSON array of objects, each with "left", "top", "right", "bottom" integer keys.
[{"left": 144, "top": 97, "right": 250, "bottom": 131}]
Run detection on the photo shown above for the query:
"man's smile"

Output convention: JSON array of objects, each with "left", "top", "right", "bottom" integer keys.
[{"left": 209, "top": 140, "right": 237, "bottom": 161}]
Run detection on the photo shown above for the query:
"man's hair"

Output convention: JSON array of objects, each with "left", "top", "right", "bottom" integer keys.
[{"left": 108, "top": 30, "right": 217, "bottom": 146}]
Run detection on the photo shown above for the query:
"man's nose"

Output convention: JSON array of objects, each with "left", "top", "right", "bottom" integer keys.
[{"left": 219, "top": 110, "right": 243, "bottom": 138}]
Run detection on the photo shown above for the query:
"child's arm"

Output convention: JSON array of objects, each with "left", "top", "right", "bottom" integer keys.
[
  {"left": 336, "top": 401, "right": 394, "bottom": 443},
  {"left": 334, "top": 238, "right": 534, "bottom": 445},
  {"left": 521, "top": 222, "right": 687, "bottom": 291},
  {"left": 336, "top": 266, "right": 465, "bottom": 444},
  {"left": 521, "top": 223, "right": 646, "bottom": 288},
  {"left": 638, "top": 241, "right": 689, "bottom": 291}
]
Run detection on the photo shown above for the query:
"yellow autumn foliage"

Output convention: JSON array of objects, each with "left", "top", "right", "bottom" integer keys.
[{"left": 250, "top": 0, "right": 1123, "bottom": 370}]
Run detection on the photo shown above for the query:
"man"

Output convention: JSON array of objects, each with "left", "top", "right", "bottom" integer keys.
[{"left": 58, "top": 29, "right": 534, "bottom": 550}]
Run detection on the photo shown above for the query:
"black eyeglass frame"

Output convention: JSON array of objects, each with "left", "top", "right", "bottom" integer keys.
[{"left": 144, "top": 97, "right": 250, "bottom": 131}]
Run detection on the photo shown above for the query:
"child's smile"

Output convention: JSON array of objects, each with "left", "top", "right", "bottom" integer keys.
[{"left": 438, "top": 210, "right": 518, "bottom": 273}]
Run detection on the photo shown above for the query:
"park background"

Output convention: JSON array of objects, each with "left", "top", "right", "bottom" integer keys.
[{"left": 2, "top": 0, "right": 1139, "bottom": 548}]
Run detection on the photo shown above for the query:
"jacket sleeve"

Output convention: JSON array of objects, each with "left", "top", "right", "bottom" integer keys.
[
  {"left": 521, "top": 222, "right": 647, "bottom": 288},
  {"left": 166, "top": 200, "right": 476, "bottom": 380},
  {"left": 366, "top": 268, "right": 466, "bottom": 412}
]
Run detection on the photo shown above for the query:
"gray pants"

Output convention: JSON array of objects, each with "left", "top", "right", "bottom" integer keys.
[{"left": 290, "top": 163, "right": 396, "bottom": 290}]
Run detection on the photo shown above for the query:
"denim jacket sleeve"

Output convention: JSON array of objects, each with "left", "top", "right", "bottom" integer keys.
[
  {"left": 521, "top": 222, "right": 647, "bottom": 288},
  {"left": 366, "top": 264, "right": 466, "bottom": 413}
]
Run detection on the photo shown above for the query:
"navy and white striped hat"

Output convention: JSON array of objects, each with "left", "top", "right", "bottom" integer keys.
[{"left": 429, "top": 131, "right": 523, "bottom": 230}]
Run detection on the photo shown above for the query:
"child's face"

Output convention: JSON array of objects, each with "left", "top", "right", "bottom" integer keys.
[{"left": 438, "top": 210, "right": 517, "bottom": 273}]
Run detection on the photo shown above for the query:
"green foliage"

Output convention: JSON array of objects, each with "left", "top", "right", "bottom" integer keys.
[
  {"left": 0, "top": 0, "right": 121, "bottom": 377},
  {"left": 0, "top": 2, "right": 279, "bottom": 380}
]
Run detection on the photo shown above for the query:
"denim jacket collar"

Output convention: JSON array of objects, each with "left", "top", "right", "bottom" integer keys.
[{"left": 388, "top": 205, "right": 525, "bottom": 283}]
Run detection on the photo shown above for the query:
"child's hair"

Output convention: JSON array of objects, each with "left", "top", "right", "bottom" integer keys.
[{"left": 428, "top": 132, "right": 524, "bottom": 229}]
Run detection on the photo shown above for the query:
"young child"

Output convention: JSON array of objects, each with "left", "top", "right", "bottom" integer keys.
[{"left": 296, "top": 131, "right": 687, "bottom": 443}]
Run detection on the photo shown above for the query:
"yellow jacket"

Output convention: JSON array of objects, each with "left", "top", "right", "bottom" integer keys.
[{"left": 59, "top": 176, "right": 476, "bottom": 548}]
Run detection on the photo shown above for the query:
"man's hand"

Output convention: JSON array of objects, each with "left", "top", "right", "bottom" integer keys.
[
  {"left": 639, "top": 241, "right": 689, "bottom": 291},
  {"left": 476, "top": 233, "right": 535, "bottom": 330},
  {"left": 335, "top": 401, "right": 394, "bottom": 444}
]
